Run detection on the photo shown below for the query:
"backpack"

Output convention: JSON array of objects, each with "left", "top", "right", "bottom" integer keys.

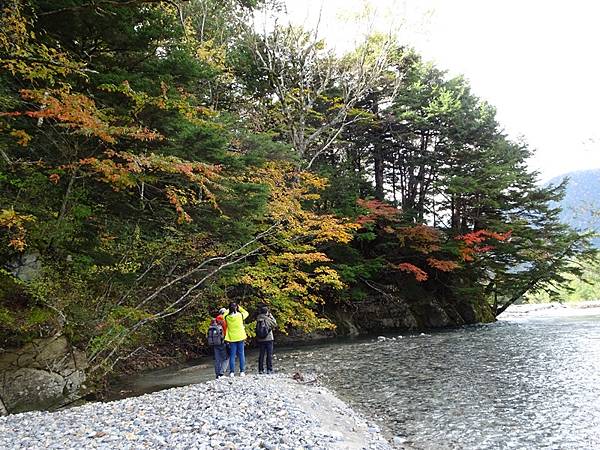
[
  {"left": 207, "top": 319, "right": 224, "bottom": 346},
  {"left": 256, "top": 318, "right": 270, "bottom": 339}
]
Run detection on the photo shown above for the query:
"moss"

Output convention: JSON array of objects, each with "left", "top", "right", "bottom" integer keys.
[
  {"left": 0, "top": 272, "right": 58, "bottom": 346},
  {"left": 471, "top": 296, "right": 496, "bottom": 323}
]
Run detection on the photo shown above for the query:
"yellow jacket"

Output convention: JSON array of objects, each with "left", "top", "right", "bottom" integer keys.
[{"left": 224, "top": 306, "right": 249, "bottom": 342}]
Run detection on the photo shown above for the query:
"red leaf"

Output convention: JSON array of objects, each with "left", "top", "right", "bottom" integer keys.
[
  {"left": 393, "top": 263, "right": 429, "bottom": 282},
  {"left": 356, "top": 198, "right": 400, "bottom": 225}
]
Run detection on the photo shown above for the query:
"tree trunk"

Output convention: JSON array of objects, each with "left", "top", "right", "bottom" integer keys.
[
  {"left": 391, "top": 152, "right": 398, "bottom": 206},
  {"left": 374, "top": 146, "right": 385, "bottom": 200}
]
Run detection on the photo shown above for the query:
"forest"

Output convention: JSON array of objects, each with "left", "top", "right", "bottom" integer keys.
[{"left": 1, "top": 0, "right": 595, "bottom": 384}]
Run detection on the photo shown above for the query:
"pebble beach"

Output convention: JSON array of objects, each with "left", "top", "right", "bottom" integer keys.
[{"left": 0, "top": 374, "right": 398, "bottom": 450}]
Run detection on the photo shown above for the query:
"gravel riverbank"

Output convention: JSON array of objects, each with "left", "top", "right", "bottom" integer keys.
[{"left": 0, "top": 374, "right": 399, "bottom": 449}]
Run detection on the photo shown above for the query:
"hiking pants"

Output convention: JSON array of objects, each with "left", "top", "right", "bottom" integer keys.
[
  {"left": 258, "top": 340, "right": 274, "bottom": 373},
  {"left": 213, "top": 344, "right": 227, "bottom": 378},
  {"left": 228, "top": 340, "right": 245, "bottom": 373}
]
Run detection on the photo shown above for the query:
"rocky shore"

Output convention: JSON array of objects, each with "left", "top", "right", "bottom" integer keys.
[{"left": 0, "top": 374, "right": 398, "bottom": 449}]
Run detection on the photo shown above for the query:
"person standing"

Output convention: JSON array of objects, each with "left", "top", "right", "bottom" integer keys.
[
  {"left": 208, "top": 308, "right": 228, "bottom": 378},
  {"left": 224, "top": 302, "right": 249, "bottom": 377},
  {"left": 256, "top": 304, "right": 277, "bottom": 374}
]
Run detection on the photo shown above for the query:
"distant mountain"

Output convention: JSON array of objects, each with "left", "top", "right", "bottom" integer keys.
[{"left": 547, "top": 169, "right": 600, "bottom": 246}]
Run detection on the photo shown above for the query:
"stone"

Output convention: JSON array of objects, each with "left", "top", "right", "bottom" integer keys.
[
  {"left": 0, "top": 336, "right": 87, "bottom": 414},
  {"left": 0, "top": 396, "right": 7, "bottom": 416},
  {"left": 1, "top": 368, "right": 65, "bottom": 412},
  {"left": 393, "top": 436, "right": 407, "bottom": 445},
  {"left": 5, "top": 251, "right": 42, "bottom": 282},
  {"left": 0, "top": 375, "right": 395, "bottom": 449}
]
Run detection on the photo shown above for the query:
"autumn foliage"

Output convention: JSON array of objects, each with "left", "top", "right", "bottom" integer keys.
[
  {"left": 426, "top": 258, "right": 460, "bottom": 272},
  {"left": 397, "top": 225, "right": 442, "bottom": 254},
  {"left": 18, "top": 89, "right": 164, "bottom": 144},
  {"left": 0, "top": 208, "right": 35, "bottom": 251},
  {"left": 0, "top": 0, "right": 592, "bottom": 380},
  {"left": 393, "top": 262, "right": 429, "bottom": 282},
  {"left": 354, "top": 198, "right": 513, "bottom": 282},
  {"left": 356, "top": 198, "right": 400, "bottom": 225},
  {"left": 456, "top": 229, "right": 512, "bottom": 262},
  {"left": 354, "top": 198, "right": 465, "bottom": 282}
]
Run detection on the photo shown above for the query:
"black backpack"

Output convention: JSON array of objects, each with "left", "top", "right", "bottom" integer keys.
[
  {"left": 207, "top": 319, "right": 224, "bottom": 346},
  {"left": 256, "top": 318, "right": 270, "bottom": 339}
]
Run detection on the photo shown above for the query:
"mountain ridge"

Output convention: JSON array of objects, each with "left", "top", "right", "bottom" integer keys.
[{"left": 547, "top": 169, "right": 600, "bottom": 246}]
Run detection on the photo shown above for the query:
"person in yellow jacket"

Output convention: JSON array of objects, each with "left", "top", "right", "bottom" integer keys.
[{"left": 224, "top": 302, "right": 249, "bottom": 377}]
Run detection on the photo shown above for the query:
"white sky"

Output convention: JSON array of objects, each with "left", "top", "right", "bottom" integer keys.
[{"left": 282, "top": 0, "right": 600, "bottom": 182}]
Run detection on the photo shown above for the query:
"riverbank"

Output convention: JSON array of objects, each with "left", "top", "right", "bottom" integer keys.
[
  {"left": 0, "top": 374, "right": 399, "bottom": 450},
  {"left": 501, "top": 300, "right": 600, "bottom": 317}
]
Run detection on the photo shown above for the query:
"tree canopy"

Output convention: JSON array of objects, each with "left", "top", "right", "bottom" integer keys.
[{"left": 1, "top": 0, "right": 594, "bottom": 376}]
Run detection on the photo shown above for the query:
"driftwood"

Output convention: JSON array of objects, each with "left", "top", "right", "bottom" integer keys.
[{"left": 291, "top": 371, "right": 318, "bottom": 385}]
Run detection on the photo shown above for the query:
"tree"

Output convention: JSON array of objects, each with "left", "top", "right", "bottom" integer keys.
[
  {"left": 0, "top": 0, "right": 369, "bottom": 376},
  {"left": 1, "top": 0, "right": 595, "bottom": 388},
  {"left": 250, "top": 22, "right": 397, "bottom": 168},
  {"left": 311, "top": 49, "right": 596, "bottom": 316}
]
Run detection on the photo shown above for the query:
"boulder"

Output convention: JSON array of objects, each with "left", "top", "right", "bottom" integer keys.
[
  {"left": 0, "top": 335, "right": 87, "bottom": 414},
  {"left": 1, "top": 368, "right": 66, "bottom": 412},
  {"left": 328, "top": 279, "right": 494, "bottom": 334},
  {"left": 5, "top": 252, "right": 42, "bottom": 282}
]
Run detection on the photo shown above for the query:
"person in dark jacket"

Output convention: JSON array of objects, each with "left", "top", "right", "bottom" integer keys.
[
  {"left": 212, "top": 308, "right": 228, "bottom": 378},
  {"left": 255, "top": 304, "right": 277, "bottom": 374}
]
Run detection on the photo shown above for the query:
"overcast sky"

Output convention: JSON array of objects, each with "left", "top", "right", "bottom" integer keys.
[{"left": 282, "top": 0, "right": 600, "bottom": 182}]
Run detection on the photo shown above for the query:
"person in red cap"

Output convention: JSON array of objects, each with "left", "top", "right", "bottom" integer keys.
[{"left": 207, "top": 307, "right": 228, "bottom": 378}]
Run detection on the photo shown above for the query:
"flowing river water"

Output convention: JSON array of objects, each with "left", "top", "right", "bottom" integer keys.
[{"left": 109, "top": 305, "right": 600, "bottom": 449}]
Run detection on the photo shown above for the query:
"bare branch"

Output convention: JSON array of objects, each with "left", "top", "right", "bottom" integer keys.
[
  {"left": 250, "top": 21, "right": 396, "bottom": 164},
  {"left": 87, "top": 222, "right": 281, "bottom": 370}
]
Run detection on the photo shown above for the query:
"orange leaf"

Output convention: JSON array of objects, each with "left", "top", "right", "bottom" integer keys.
[
  {"left": 427, "top": 258, "right": 460, "bottom": 272},
  {"left": 356, "top": 198, "right": 400, "bottom": 225},
  {"left": 393, "top": 263, "right": 428, "bottom": 282},
  {"left": 10, "top": 129, "right": 32, "bottom": 146}
]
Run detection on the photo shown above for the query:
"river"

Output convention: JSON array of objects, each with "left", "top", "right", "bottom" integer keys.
[{"left": 109, "top": 305, "right": 600, "bottom": 449}]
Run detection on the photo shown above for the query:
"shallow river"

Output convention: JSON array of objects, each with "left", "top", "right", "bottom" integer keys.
[{"left": 110, "top": 306, "right": 600, "bottom": 449}]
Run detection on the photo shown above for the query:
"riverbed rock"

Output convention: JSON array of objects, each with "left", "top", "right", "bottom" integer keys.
[
  {"left": 0, "top": 335, "right": 87, "bottom": 414},
  {"left": 326, "top": 278, "right": 494, "bottom": 335},
  {"left": 0, "top": 375, "right": 395, "bottom": 449}
]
